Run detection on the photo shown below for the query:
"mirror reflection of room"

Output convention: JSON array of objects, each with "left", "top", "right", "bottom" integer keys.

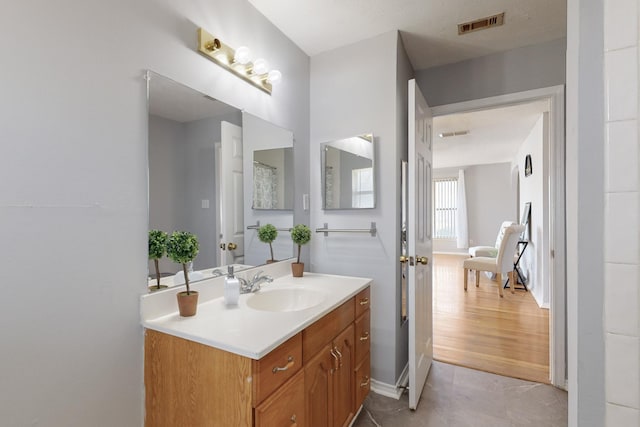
[
  {"left": 321, "top": 133, "right": 375, "bottom": 209},
  {"left": 253, "top": 147, "right": 294, "bottom": 210}
]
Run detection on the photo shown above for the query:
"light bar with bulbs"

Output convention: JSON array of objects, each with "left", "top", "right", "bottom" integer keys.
[{"left": 196, "top": 28, "right": 282, "bottom": 95}]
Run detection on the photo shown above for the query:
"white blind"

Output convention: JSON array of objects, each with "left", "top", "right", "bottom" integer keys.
[{"left": 433, "top": 178, "right": 458, "bottom": 239}]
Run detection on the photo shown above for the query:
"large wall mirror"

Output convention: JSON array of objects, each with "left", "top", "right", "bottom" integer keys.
[
  {"left": 146, "top": 71, "right": 294, "bottom": 290},
  {"left": 321, "top": 133, "right": 375, "bottom": 209}
]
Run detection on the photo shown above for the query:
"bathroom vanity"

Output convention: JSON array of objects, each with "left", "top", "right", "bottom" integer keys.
[{"left": 141, "top": 264, "right": 371, "bottom": 427}]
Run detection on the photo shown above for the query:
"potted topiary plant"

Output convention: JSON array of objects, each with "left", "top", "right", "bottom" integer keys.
[
  {"left": 290, "top": 224, "right": 311, "bottom": 277},
  {"left": 166, "top": 231, "right": 200, "bottom": 317},
  {"left": 148, "top": 229, "right": 168, "bottom": 291},
  {"left": 258, "top": 223, "right": 278, "bottom": 263}
]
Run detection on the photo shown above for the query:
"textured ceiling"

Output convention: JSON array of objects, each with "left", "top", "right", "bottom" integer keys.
[{"left": 248, "top": 0, "right": 566, "bottom": 69}]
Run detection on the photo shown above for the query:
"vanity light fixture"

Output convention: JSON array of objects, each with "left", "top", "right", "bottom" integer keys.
[{"left": 197, "top": 28, "right": 281, "bottom": 95}]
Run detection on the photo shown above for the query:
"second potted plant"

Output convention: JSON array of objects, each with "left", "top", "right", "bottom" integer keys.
[
  {"left": 166, "top": 231, "right": 200, "bottom": 317},
  {"left": 148, "top": 229, "right": 168, "bottom": 291},
  {"left": 258, "top": 223, "right": 278, "bottom": 263},
  {"left": 291, "top": 224, "right": 311, "bottom": 277}
]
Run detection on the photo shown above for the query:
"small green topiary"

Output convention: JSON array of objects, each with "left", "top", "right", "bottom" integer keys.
[
  {"left": 166, "top": 231, "right": 199, "bottom": 294},
  {"left": 148, "top": 229, "right": 168, "bottom": 289},
  {"left": 291, "top": 224, "right": 311, "bottom": 264},
  {"left": 258, "top": 224, "right": 278, "bottom": 262}
]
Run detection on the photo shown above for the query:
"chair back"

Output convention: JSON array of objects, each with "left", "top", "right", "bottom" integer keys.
[
  {"left": 494, "top": 221, "right": 515, "bottom": 248},
  {"left": 496, "top": 224, "right": 525, "bottom": 273}
]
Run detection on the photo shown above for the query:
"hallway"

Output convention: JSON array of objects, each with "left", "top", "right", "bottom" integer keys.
[{"left": 433, "top": 253, "right": 550, "bottom": 383}]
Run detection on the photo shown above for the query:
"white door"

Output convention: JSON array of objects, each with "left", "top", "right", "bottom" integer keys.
[
  {"left": 407, "top": 79, "right": 433, "bottom": 409},
  {"left": 220, "top": 121, "right": 244, "bottom": 265}
]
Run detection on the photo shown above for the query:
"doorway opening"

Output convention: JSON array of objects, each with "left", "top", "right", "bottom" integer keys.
[{"left": 429, "top": 86, "right": 566, "bottom": 388}]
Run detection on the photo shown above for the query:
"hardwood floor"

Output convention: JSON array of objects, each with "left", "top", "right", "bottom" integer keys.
[{"left": 433, "top": 253, "right": 550, "bottom": 384}]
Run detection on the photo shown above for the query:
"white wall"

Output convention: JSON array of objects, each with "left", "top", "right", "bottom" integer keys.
[
  {"left": 514, "top": 115, "right": 550, "bottom": 308},
  {"left": 310, "top": 31, "right": 407, "bottom": 386},
  {"left": 566, "top": 0, "right": 606, "bottom": 425},
  {"left": 415, "top": 38, "right": 566, "bottom": 106},
  {"left": 433, "top": 164, "right": 517, "bottom": 254},
  {"left": 0, "top": 0, "right": 309, "bottom": 425},
  {"left": 602, "top": 0, "right": 640, "bottom": 425}
]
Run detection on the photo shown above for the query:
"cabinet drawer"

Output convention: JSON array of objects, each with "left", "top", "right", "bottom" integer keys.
[
  {"left": 354, "top": 357, "right": 371, "bottom": 412},
  {"left": 254, "top": 370, "right": 305, "bottom": 427},
  {"left": 253, "top": 333, "right": 302, "bottom": 406},
  {"left": 354, "top": 287, "right": 370, "bottom": 319},
  {"left": 354, "top": 309, "right": 370, "bottom": 365},
  {"left": 303, "top": 299, "right": 354, "bottom": 363}
]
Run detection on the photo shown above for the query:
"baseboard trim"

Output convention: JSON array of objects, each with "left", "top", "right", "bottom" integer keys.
[{"left": 370, "top": 363, "right": 409, "bottom": 400}]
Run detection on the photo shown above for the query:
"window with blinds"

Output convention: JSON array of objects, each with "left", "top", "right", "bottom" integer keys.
[{"left": 433, "top": 178, "right": 458, "bottom": 239}]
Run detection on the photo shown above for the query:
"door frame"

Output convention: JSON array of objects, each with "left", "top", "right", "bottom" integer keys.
[{"left": 430, "top": 85, "right": 566, "bottom": 389}]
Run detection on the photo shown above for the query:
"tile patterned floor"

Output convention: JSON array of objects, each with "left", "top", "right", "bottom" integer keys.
[{"left": 353, "top": 361, "right": 567, "bottom": 427}]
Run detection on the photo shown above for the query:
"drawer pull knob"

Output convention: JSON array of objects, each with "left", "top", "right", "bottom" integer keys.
[
  {"left": 359, "top": 298, "right": 369, "bottom": 306},
  {"left": 272, "top": 356, "right": 294, "bottom": 374},
  {"left": 359, "top": 332, "right": 370, "bottom": 342},
  {"left": 290, "top": 414, "right": 297, "bottom": 424},
  {"left": 360, "top": 376, "right": 370, "bottom": 388}
]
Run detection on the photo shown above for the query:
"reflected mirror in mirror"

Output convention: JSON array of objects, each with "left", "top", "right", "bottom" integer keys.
[
  {"left": 242, "top": 113, "right": 295, "bottom": 266},
  {"left": 253, "top": 147, "right": 294, "bottom": 210},
  {"left": 147, "top": 71, "right": 252, "bottom": 290},
  {"left": 321, "top": 134, "right": 375, "bottom": 209}
]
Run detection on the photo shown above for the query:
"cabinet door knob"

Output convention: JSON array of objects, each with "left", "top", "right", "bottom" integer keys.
[
  {"left": 272, "top": 356, "right": 294, "bottom": 374},
  {"left": 359, "top": 297, "right": 369, "bottom": 306},
  {"left": 359, "top": 332, "right": 370, "bottom": 342},
  {"left": 329, "top": 348, "right": 339, "bottom": 372},
  {"left": 290, "top": 414, "right": 297, "bottom": 425},
  {"left": 334, "top": 346, "right": 343, "bottom": 368},
  {"left": 360, "top": 376, "right": 370, "bottom": 388}
]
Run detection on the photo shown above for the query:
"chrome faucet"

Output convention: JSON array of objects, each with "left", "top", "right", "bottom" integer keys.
[{"left": 239, "top": 270, "right": 273, "bottom": 294}]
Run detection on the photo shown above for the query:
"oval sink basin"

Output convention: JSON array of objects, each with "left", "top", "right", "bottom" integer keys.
[{"left": 246, "top": 288, "right": 326, "bottom": 312}]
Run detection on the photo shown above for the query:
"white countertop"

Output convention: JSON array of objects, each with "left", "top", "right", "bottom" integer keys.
[{"left": 141, "top": 267, "right": 371, "bottom": 359}]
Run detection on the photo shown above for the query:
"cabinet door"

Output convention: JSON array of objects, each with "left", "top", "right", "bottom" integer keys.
[
  {"left": 305, "top": 343, "right": 334, "bottom": 427},
  {"left": 332, "top": 325, "right": 355, "bottom": 427},
  {"left": 255, "top": 370, "right": 305, "bottom": 427}
]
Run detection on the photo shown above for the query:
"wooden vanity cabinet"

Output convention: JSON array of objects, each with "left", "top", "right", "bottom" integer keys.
[
  {"left": 353, "top": 288, "right": 371, "bottom": 411},
  {"left": 144, "top": 285, "right": 370, "bottom": 427}
]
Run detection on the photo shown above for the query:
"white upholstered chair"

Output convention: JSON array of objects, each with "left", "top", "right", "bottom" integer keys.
[
  {"left": 463, "top": 224, "right": 525, "bottom": 298},
  {"left": 468, "top": 221, "right": 515, "bottom": 258}
]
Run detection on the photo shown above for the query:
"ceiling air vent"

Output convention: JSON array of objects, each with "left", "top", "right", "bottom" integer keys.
[{"left": 458, "top": 12, "right": 505, "bottom": 35}]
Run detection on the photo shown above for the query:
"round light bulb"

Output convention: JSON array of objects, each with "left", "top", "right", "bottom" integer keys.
[
  {"left": 252, "top": 58, "right": 269, "bottom": 75},
  {"left": 267, "top": 69, "right": 282, "bottom": 85},
  {"left": 234, "top": 46, "right": 251, "bottom": 65}
]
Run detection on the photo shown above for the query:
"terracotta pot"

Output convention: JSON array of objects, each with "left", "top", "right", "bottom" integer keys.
[
  {"left": 177, "top": 291, "right": 199, "bottom": 317},
  {"left": 291, "top": 262, "right": 304, "bottom": 277}
]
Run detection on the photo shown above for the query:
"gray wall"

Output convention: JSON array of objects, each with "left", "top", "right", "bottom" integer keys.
[
  {"left": 310, "top": 30, "right": 406, "bottom": 386},
  {"left": 416, "top": 38, "right": 566, "bottom": 106},
  {"left": 566, "top": 0, "right": 605, "bottom": 425},
  {"left": 515, "top": 115, "right": 550, "bottom": 308},
  {"left": 0, "top": 0, "right": 309, "bottom": 425},
  {"left": 433, "top": 163, "right": 517, "bottom": 254},
  {"left": 148, "top": 115, "right": 187, "bottom": 274}
]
